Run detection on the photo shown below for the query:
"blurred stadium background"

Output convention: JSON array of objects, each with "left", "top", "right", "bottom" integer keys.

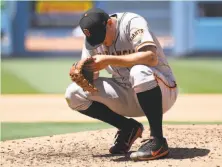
[
  {"left": 1, "top": 1, "right": 222, "bottom": 94},
  {"left": 1, "top": 1, "right": 222, "bottom": 141}
]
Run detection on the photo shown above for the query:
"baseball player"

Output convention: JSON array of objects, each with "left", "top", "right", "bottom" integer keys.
[{"left": 66, "top": 8, "right": 178, "bottom": 161}]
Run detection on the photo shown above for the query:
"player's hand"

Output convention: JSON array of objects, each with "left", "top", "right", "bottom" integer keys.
[{"left": 85, "top": 55, "right": 109, "bottom": 72}]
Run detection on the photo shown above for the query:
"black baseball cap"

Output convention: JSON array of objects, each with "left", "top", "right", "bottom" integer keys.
[{"left": 79, "top": 8, "right": 110, "bottom": 50}]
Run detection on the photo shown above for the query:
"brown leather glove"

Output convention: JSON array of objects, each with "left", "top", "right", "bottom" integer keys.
[{"left": 69, "top": 57, "right": 98, "bottom": 93}]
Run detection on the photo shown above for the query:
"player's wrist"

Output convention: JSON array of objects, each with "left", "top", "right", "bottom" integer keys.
[
  {"left": 106, "top": 56, "right": 120, "bottom": 66},
  {"left": 105, "top": 56, "right": 116, "bottom": 66}
]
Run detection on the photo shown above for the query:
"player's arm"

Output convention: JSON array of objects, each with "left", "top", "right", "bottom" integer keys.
[
  {"left": 88, "top": 17, "right": 158, "bottom": 71},
  {"left": 107, "top": 45, "right": 157, "bottom": 67},
  {"left": 108, "top": 16, "right": 158, "bottom": 67},
  {"left": 89, "top": 48, "right": 157, "bottom": 71}
]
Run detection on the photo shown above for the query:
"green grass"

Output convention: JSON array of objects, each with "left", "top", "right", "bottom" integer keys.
[
  {"left": 0, "top": 122, "right": 112, "bottom": 141},
  {"left": 169, "top": 58, "right": 222, "bottom": 93},
  {"left": 1, "top": 58, "right": 72, "bottom": 94},
  {"left": 1, "top": 121, "right": 222, "bottom": 141},
  {"left": 1, "top": 58, "right": 222, "bottom": 94},
  {"left": 1, "top": 68, "right": 41, "bottom": 94},
  {"left": 1, "top": 58, "right": 110, "bottom": 94}
]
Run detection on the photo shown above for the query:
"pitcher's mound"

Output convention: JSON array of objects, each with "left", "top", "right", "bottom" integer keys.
[{"left": 1, "top": 125, "right": 222, "bottom": 167}]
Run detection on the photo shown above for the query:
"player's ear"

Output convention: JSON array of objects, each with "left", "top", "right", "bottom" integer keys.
[{"left": 107, "top": 19, "right": 112, "bottom": 26}]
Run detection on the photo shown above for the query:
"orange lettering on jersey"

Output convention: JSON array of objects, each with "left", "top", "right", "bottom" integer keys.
[
  {"left": 129, "top": 49, "right": 135, "bottom": 54},
  {"left": 104, "top": 51, "right": 108, "bottom": 55},
  {"left": 122, "top": 50, "right": 128, "bottom": 55},
  {"left": 97, "top": 49, "right": 135, "bottom": 56},
  {"left": 116, "top": 51, "right": 121, "bottom": 55}
]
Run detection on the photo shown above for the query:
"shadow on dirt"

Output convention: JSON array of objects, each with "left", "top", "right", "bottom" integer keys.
[
  {"left": 167, "top": 147, "right": 210, "bottom": 159},
  {"left": 94, "top": 147, "right": 210, "bottom": 162}
]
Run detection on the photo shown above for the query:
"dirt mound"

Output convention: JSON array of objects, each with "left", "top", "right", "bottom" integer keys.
[{"left": 1, "top": 125, "right": 222, "bottom": 167}]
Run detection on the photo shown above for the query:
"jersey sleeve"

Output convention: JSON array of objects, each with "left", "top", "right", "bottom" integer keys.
[
  {"left": 81, "top": 40, "right": 96, "bottom": 59},
  {"left": 127, "top": 16, "right": 156, "bottom": 52},
  {"left": 81, "top": 44, "right": 91, "bottom": 59}
]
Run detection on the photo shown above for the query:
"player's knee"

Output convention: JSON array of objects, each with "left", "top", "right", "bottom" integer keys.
[
  {"left": 65, "top": 83, "right": 92, "bottom": 111},
  {"left": 130, "top": 65, "right": 158, "bottom": 93}
]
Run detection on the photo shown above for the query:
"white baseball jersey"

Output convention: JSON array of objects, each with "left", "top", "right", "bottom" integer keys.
[{"left": 81, "top": 12, "right": 177, "bottom": 89}]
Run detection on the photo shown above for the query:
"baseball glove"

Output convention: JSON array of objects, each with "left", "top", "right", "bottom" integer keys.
[{"left": 69, "top": 57, "right": 98, "bottom": 93}]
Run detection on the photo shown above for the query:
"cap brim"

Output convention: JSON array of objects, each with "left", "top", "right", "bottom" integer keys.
[{"left": 85, "top": 39, "right": 103, "bottom": 50}]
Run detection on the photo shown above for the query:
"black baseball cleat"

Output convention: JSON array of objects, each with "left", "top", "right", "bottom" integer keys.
[
  {"left": 130, "top": 137, "right": 169, "bottom": 161},
  {"left": 109, "top": 119, "right": 144, "bottom": 154}
]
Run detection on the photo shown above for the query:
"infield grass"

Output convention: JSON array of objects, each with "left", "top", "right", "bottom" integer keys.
[
  {"left": 1, "top": 58, "right": 222, "bottom": 94},
  {"left": 169, "top": 58, "right": 222, "bottom": 93},
  {"left": 1, "top": 68, "right": 41, "bottom": 94},
  {"left": 1, "top": 121, "right": 222, "bottom": 141}
]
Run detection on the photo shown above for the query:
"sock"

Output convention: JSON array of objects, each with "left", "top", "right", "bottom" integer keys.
[
  {"left": 79, "top": 101, "right": 139, "bottom": 131},
  {"left": 136, "top": 86, "right": 163, "bottom": 138}
]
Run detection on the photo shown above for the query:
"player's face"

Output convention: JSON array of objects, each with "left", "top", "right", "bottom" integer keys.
[{"left": 103, "top": 19, "right": 115, "bottom": 47}]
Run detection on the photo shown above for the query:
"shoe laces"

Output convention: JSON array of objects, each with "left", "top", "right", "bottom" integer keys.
[
  {"left": 114, "top": 129, "right": 134, "bottom": 145},
  {"left": 139, "top": 138, "right": 156, "bottom": 152}
]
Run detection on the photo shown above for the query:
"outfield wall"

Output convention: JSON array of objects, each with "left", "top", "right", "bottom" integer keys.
[{"left": 2, "top": 1, "right": 222, "bottom": 57}]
